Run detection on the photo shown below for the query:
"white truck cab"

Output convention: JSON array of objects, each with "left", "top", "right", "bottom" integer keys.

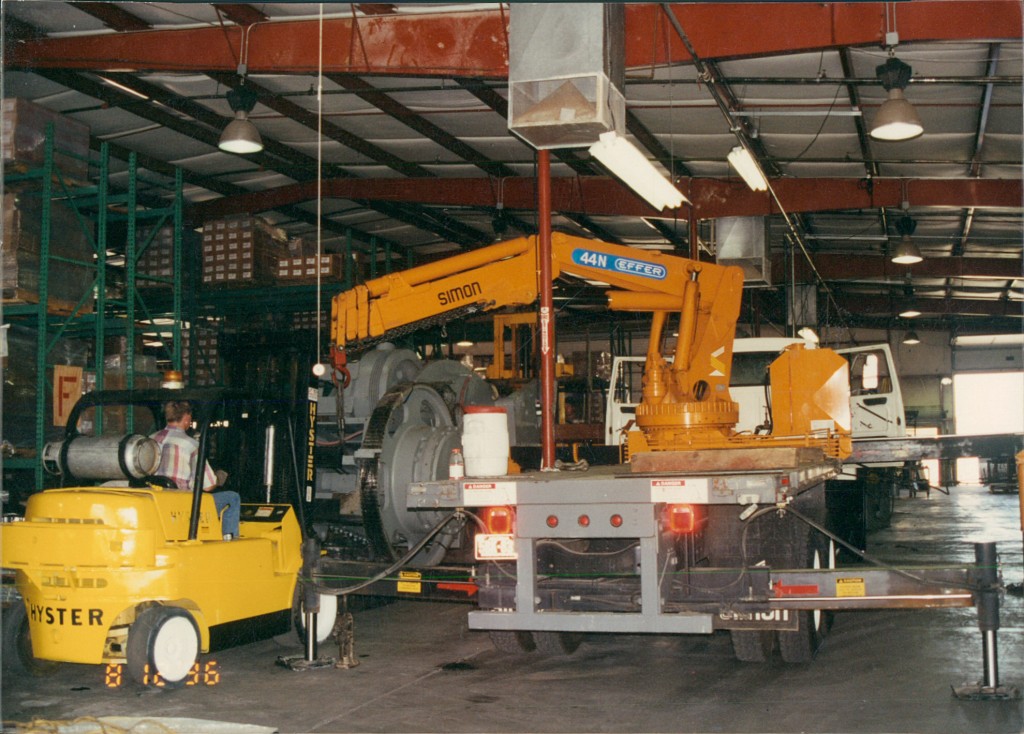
[{"left": 605, "top": 338, "right": 906, "bottom": 446}]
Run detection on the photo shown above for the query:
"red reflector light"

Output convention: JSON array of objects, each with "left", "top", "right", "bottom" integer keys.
[
  {"left": 578, "top": 514, "right": 590, "bottom": 527},
  {"left": 665, "top": 504, "right": 696, "bottom": 534},
  {"left": 610, "top": 514, "right": 623, "bottom": 528},
  {"left": 481, "top": 506, "right": 514, "bottom": 535},
  {"left": 546, "top": 515, "right": 559, "bottom": 528}
]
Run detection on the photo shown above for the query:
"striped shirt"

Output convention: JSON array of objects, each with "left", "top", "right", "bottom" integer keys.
[{"left": 152, "top": 426, "right": 218, "bottom": 491}]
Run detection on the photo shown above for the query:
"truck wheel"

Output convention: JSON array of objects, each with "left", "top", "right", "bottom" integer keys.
[
  {"left": 126, "top": 606, "right": 200, "bottom": 687},
  {"left": 488, "top": 630, "right": 536, "bottom": 654},
  {"left": 532, "top": 631, "right": 582, "bottom": 655},
  {"left": 292, "top": 590, "right": 339, "bottom": 645},
  {"left": 778, "top": 533, "right": 833, "bottom": 663},
  {"left": 730, "top": 630, "right": 775, "bottom": 663},
  {"left": 2, "top": 601, "right": 61, "bottom": 677},
  {"left": 863, "top": 476, "right": 894, "bottom": 531}
]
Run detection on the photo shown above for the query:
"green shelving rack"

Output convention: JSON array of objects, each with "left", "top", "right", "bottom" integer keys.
[{"left": 3, "top": 124, "right": 185, "bottom": 492}]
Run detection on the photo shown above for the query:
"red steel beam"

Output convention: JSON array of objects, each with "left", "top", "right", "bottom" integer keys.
[
  {"left": 187, "top": 176, "right": 1022, "bottom": 223},
  {"left": 6, "top": 2, "right": 1020, "bottom": 75}
]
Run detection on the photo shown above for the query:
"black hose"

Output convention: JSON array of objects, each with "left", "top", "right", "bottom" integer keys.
[{"left": 313, "top": 510, "right": 466, "bottom": 596}]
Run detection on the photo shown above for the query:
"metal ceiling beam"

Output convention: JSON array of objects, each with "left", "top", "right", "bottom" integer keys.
[
  {"left": 212, "top": 4, "right": 269, "bottom": 27},
  {"left": 626, "top": 113, "right": 692, "bottom": 179},
  {"left": 73, "top": 3, "right": 151, "bottom": 32},
  {"left": 781, "top": 254, "right": 1022, "bottom": 281},
  {"left": 7, "top": 2, "right": 1019, "bottom": 75},
  {"left": 205, "top": 71, "right": 433, "bottom": 179},
  {"left": 954, "top": 44, "right": 1001, "bottom": 258},
  {"left": 95, "top": 72, "right": 487, "bottom": 247},
  {"left": 187, "top": 175, "right": 1023, "bottom": 223},
  {"left": 328, "top": 73, "right": 515, "bottom": 179},
  {"left": 829, "top": 293, "right": 1023, "bottom": 319}
]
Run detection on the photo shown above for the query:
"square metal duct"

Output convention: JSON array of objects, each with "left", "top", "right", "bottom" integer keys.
[
  {"left": 714, "top": 217, "right": 772, "bottom": 286},
  {"left": 508, "top": 4, "right": 625, "bottom": 149}
]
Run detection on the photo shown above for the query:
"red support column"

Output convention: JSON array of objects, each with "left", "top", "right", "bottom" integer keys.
[{"left": 537, "top": 150, "right": 556, "bottom": 471}]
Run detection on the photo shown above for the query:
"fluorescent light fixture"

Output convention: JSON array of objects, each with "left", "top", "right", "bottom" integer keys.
[
  {"left": 902, "top": 330, "right": 921, "bottom": 345},
  {"left": 898, "top": 304, "right": 921, "bottom": 319},
  {"left": 456, "top": 339, "right": 475, "bottom": 348},
  {"left": 219, "top": 85, "right": 263, "bottom": 154},
  {"left": 727, "top": 146, "right": 768, "bottom": 192},
  {"left": 588, "top": 131, "right": 688, "bottom": 211},
  {"left": 870, "top": 56, "right": 923, "bottom": 141}
]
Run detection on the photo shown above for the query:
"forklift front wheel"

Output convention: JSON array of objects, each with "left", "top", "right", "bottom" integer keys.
[
  {"left": 293, "top": 591, "right": 339, "bottom": 645},
  {"left": 126, "top": 606, "right": 201, "bottom": 688},
  {"left": 2, "top": 601, "right": 61, "bottom": 677}
]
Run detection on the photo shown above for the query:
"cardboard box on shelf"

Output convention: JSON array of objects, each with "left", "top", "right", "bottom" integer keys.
[
  {"left": 2, "top": 190, "right": 95, "bottom": 314},
  {"left": 275, "top": 254, "right": 344, "bottom": 283},
  {"left": 2, "top": 98, "right": 91, "bottom": 180},
  {"left": 201, "top": 215, "right": 288, "bottom": 287}
]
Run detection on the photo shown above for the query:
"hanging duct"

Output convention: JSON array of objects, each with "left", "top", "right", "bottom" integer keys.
[
  {"left": 715, "top": 217, "right": 772, "bottom": 286},
  {"left": 508, "top": 4, "right": 625, "bottom": 149}
]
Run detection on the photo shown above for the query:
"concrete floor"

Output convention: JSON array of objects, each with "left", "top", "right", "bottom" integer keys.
[{"left": 3, "top": 484, "right": 1022, "bottom": 734}]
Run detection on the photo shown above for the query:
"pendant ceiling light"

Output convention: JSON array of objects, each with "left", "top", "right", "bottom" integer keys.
[
  {"left": 902, "top": 329, "right": 921, "bottom": 345},
  {"left": 219, "top": 85, "right": 263, "bottom": 154},
  {"left": 891, "top": 215, "right": 923, "bottom": 265},
  {"left": 898, "top": 273, "right": 921, "bottom": 318},
  {"left": 870, "top": 56, "right": 923, "bottom": 141}
]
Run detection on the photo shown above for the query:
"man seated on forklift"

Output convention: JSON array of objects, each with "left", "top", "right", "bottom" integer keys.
[{"left": 152, "top": 400, "right": 241, "bottom": 540}]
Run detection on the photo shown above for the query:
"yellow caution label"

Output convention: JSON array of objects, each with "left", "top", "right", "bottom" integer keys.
[
  {"left": 836, "top": 577, "right": 866, "bottom": 597},
  {"left": 397, "top": 570, "right": 422, "bottom": 594}
]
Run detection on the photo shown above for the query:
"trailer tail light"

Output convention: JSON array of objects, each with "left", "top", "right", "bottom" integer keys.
[
  {"left": 664, "top": 504, "right": 699, "bottom": 534},
  {"left": 481, "top": 506, "right": 515, "bottom": 535},
  {"left": 475, "top": 506, "right": 517, "bottom": 561}
]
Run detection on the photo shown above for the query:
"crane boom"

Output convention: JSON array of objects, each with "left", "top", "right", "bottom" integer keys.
[{"left": 329, "top": 233, "right": 849, "bottom": 458}]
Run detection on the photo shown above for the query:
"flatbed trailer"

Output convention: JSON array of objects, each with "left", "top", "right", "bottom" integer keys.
[{"left": 387, "top": 447, "right": 1000, "bottom": 668}]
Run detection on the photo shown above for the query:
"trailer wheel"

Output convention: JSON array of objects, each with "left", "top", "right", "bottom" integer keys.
[
  {"left": 730, "top": 630, "right": 775, "bottom": 663},
  {"left": 2, "top": 601, "right": 61, "bottom": 677},
  {"left": 488, "top": 630, "right": 536, "bottom": 654},
  {"left": 532, "top": 631, "right": 583, "bottom": 655},
  {"left": 778, "top": 533, "right": 833, "bottom": 663},
  {"left": 126, "top": 606, "right": 200, "bottom": 687}
]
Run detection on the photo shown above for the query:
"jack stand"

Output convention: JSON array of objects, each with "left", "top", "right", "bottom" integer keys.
[
  {"left": 953, "top": 542, "right": 1021, "bottom": 700},
  {"left": 276, "top": 610, "right": 338, "bottom": 671},
  {"left": 278, "top": 553, "right": 338, "bottom": 672},
  {"left": 334, "top": 611, "right": 358, "bottom": 669}
]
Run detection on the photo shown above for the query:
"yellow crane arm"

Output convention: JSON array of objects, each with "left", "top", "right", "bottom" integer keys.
[{"left": 330, "top": 237, "right": 540, "bottom": 349}]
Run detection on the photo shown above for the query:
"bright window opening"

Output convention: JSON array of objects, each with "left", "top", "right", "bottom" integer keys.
[{"left": 952, "top": 371, "right": 1024, "bottom": 484}]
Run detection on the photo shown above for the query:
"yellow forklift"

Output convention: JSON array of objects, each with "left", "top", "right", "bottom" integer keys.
[{"left": 2, "top": 387, "right": 335, "bottom": 686}]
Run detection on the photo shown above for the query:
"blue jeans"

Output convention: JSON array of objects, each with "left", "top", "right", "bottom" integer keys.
[{"left": 212, "top": 490, "right": 241, "bottom": 537}]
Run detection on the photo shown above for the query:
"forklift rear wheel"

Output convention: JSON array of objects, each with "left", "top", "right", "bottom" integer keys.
[
  {"left": 532, "top": 631, "right": 583, "bottom": 655},
  {"left": 2, "top": 601, "right": 61, "bottom": 677},
  {"left": 126, "top": 606, "right": 200, "bottom": 687},
  {"left": 488, "top": 630, "right": 536, "bottom": 654}
]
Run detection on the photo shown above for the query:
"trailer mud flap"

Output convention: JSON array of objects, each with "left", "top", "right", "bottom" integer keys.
[{"left": 715, "top": 608, "right": 798, "bottom": 631}]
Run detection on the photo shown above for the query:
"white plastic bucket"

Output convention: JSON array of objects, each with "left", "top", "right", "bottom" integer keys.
[{"left": 462, "top": 406, "right": 509, "bottom": 477}]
